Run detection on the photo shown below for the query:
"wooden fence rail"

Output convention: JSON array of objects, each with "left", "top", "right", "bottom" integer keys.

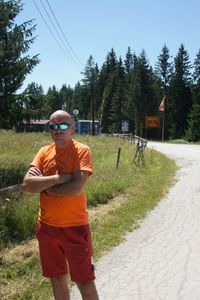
[
  {"left": 102, "top": 133, "right": 148, "bottom": 166},
  {"left": 0, "top": 184, "right": 22, "bottom": 202}
]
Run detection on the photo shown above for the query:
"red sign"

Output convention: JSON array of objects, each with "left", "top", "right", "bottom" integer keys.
[{"left": 146, "top": 116, "right": 160, "bottom": 128}]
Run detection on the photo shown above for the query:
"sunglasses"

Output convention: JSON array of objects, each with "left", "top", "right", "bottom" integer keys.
[{"left": 49, "top": 123, "right": 71, "bottom": 131}]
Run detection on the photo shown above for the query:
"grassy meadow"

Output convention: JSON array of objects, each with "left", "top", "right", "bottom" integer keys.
[{"left": 0, "top": 131, "right": 177, "bottom": 299}]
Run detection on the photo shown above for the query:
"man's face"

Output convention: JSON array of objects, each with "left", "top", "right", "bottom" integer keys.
[{"left": 49, "top": 114, "right": 74, "bottom": 147}]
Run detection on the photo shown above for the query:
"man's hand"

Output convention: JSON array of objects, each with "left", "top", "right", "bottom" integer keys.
[
  {"left": 46, "top": 170, "right": 88, "bottom": 196},
  {"left": 58, "top": 173, "right": 71, "bottom": 184},
  {"left": 23, "top": 166, "right": 71, "bottom": 193},
  {"left": 28, "top": 166, "right": 43, "bottom": 177}
]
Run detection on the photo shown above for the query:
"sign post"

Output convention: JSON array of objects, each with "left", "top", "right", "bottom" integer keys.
[
  {"left": 159, "top": 95, "right": 167, "bottom": 141},
  {"left": 145, "top": 116, "right": 160, "bottom": 139},
  {"left": 121, "top": 120, "right": 129, "bottom": 134}
]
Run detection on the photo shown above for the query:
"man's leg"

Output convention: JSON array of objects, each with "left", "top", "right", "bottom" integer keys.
[
  {"left": 51, "top": 275, "right": 70, "bottom": 300},
  {"left": 76, "top": 280, "right": 99, "bottom": 300}
]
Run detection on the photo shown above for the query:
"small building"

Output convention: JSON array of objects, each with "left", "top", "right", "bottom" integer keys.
[
  {"left": 21, "top": 119, "right": 49, "bottom": 132},
  {"left": 76, "top": 120, "right": 100, "bottom": 135}
]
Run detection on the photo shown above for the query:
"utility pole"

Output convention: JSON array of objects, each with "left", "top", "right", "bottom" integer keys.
[
  {"left": 162, "top": 85, "right": 167, "bottom": 142},
  {"left": 161, "top": 110, "right": 165, "bottom": 141}
]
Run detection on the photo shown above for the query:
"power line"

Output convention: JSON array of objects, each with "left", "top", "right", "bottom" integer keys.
[
  {"left": 33, "top": 0, "right": 80, "bottom": 70},
  {"left": 32, "top": 0, "right": 81, "bottom": 71},
  {"left": 39, "top": 0, "right": 81, "bottom": 69},
  {"left": 45, "top": 0, "right": 83, "bottom": 67}
]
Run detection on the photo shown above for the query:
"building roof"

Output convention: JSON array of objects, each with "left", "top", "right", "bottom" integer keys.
[{"left": 23, "top": 119, "right": 49, "bottom": 125}]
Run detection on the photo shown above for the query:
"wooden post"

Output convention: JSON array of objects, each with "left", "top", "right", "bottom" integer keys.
[{"left": 116, "top": 147, "right": 121, "bottom": 168}]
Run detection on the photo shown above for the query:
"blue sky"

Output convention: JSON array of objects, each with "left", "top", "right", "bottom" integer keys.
[{"left": 17, "top": 0, "right": 200, "bottom": 92}]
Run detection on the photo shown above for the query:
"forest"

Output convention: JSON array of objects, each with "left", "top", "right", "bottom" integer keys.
[{"left": 1, "top": 0, "right": 200, "bottom": 141}]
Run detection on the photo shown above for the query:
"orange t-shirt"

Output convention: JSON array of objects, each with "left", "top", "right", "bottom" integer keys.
[{"left": 30, "top": 139, "right": 93, "bottom": 227}]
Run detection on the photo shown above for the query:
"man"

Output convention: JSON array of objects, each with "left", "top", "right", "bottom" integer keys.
[{"left": 23, "top": 110, "right": 99, "bottom": 300}]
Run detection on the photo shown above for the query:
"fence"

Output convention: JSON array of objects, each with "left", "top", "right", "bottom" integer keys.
[
  {"left": 0, "top": 184, "right": 22, "bottom": 203},
  {"left": 101, "top": 133, "right": 148, "bottom": 166}
]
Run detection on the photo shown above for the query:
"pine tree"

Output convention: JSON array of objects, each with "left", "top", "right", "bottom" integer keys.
[
  {"left": 155, "top": 45, "right": 173, "bottom": 139},
  {"left": 19, "top": 82, "right": 45, "bottom": 124},
  {"left": 169, "top": 44, "right": 192, "bottom": 138},
  {"left": 81, "top": 55, "right": 99, "bottom": 121},
  {"left": 192, "top": 48, "right": 200, "bottom": 107},
  {"left": 124, "top": 46, "right": 134, "bottom": 73},
  {"left": 108, "top": 57, "right": 126, "bottom": 132},
  {"left": 59, "top": 84, "right": 73, "bottom": 113},
  {"left": 155, "top": 44, "right": 173, "bottom": 93},
  {"left": 100, "top": 48, "right": 118, "bottom": 132},
  {"left": 73, "top": 82, "right": 87, "bottom": 118},
  {"left": 45, "top": 85, "right": 62, "bottom": 116},
  {"left": 133, "top": 50, "right": 158, "bottom": 135},
  {"left": 0, "top": 0, "right": 39, "bottom": 128},
  {"left": 123, "top": 47, "right": 137, "bottom": 133},
  {"left": 186, "top": 49, "right": 200, "bottom": 141},
  {"left": 185, "top": 104, "right": 200, "bottom": 141}
]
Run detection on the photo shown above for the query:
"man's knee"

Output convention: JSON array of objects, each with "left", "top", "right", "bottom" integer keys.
[
  {"left": 50, "top": 274, "right": 69, "bottom": 291},
  {"left": 51, "top": 275, "right": 66, "bottom": 284},
  {"left": 77, "top": 280, "right": 98, "bottom": 299},
  {"left": 50, "top": 275, "right": 70, "bottom": 299}
]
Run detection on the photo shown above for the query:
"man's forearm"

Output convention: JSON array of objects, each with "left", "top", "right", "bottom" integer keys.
[
  {"left": 23, "top": 174, "right": 71, "bottom": 193},
  {"left": 46, "top": 179, "right": 83, "bottom": 196}
]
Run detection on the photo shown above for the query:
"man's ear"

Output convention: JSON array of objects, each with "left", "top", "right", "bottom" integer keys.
[{"left": 70, "top": 123, "right": 75, "bottom": 133}]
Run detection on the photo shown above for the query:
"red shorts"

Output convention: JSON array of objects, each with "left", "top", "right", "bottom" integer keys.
[{"left": 36, "top": 221, "right": 95, "bottom": 283}]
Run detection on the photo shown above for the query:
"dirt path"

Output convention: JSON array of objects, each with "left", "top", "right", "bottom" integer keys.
[{"left": 71, "top": 142, "right": 200, "bottom": 300}]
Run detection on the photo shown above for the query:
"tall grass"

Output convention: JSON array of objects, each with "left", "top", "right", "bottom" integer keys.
[
  {"left": 0, "top": 193, "right": 39, "bottom": 248},
  {"left": 0, "top": 131, "right": 51, "bottom": 188},
  {"left": 0, "top": 131, "right": 140, "bottom": 248}
]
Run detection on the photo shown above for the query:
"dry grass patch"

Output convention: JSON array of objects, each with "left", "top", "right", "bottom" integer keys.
[
  {"left": 1, "top": 239, "right": 38, "bottom": 264},
  {"left": 89, "top": 194, "right": 127, "bottom": 222}
]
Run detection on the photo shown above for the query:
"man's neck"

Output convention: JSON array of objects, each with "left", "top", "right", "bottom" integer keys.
[{"left": 55, "top": 138, "right": 72, "bottom": 149}]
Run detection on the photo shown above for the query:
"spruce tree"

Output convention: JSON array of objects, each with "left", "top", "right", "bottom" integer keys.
[
  {"left": 45, "top": 85, "right": 62, "bottom": 116},
  {"left": 124, "top": 46, "right": 134, "bottom": 73},
  {"left": 73, "top": 81, "right": 87, "bottom": 118},
  {"left": 192, "top": 49, "right": 200, "bottom": 107},
  {"left": 81, "top": 55, "right": 99, "bottom": 120},
  {"left": 0, "top": 0, "right": 39, "bottom": 128},
  {"left": 155, "top": 45, "right": 173, "bottom": 139},
  {"left": 155, "top": 44, "right": 173, "bottom": 94},
  {"left": 100, "top": 48, "right": 118, "bottom": 132},
  {"left": 186, "top": 49, "right": 200, "bottom": 141},
  {"left": 169, "top": 44, "right": 192, "bottom": 138},
  {"left": 186, "top": 104, "right": 200, "bottom": 141},
  {"left": 59, "top": 84, "right": 73, "bottom": 113},
  {"left": 108, "top": 57, "right": 126, "bottom": 132},
  {"left": 133, "top": 50, "right": 158, "bottom": 135},
  {"left": 20, "top": 82, "right": 44, "bottom": 123},
  {"left": 123, "top": 47, "right": 137, "bottom": 133}
]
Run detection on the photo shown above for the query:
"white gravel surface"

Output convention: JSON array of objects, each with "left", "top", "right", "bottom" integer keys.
[{"left": 71, "top": 142, "right": 200, "bottom": 300}]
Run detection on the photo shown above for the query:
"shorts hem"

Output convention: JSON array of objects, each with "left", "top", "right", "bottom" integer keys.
[{"left": 43, "top": 271, "right": 67, "bottom": 278}]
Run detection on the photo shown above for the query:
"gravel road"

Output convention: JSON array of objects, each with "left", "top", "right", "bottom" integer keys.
[{"left": 71, "top": 142, "right": 200, "bottom": 300}]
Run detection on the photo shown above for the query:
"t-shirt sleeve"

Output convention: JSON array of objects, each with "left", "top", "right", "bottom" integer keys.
[
  {"left": 74, "top": 146, "right": 93, "bottom": 176},
  {"left": 29, "top": 147, "right": 45, "bottom": 171}
]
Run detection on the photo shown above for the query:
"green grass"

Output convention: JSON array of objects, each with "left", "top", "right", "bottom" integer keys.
[
  {"left": 92, "top": 150, "right": 176, "bottom": 259},
  {"left": 0, "top": 193, "right": 39, "bottom": 248},
  {"left": 0, "top": 132, "right": 146, "bottom": 247},
  {"left": 0, "top": 132, "right": 177, "bottom": 299},
  {"left": 168, "top": 139, "right": 189, "bottom": 144},
  {"left": 0, "top": 131, "right": 50, "bottom": 188}
]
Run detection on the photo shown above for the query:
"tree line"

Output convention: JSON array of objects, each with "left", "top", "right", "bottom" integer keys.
[{"left": 1, "top": 0, "right": 200, "bottom": 141}]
